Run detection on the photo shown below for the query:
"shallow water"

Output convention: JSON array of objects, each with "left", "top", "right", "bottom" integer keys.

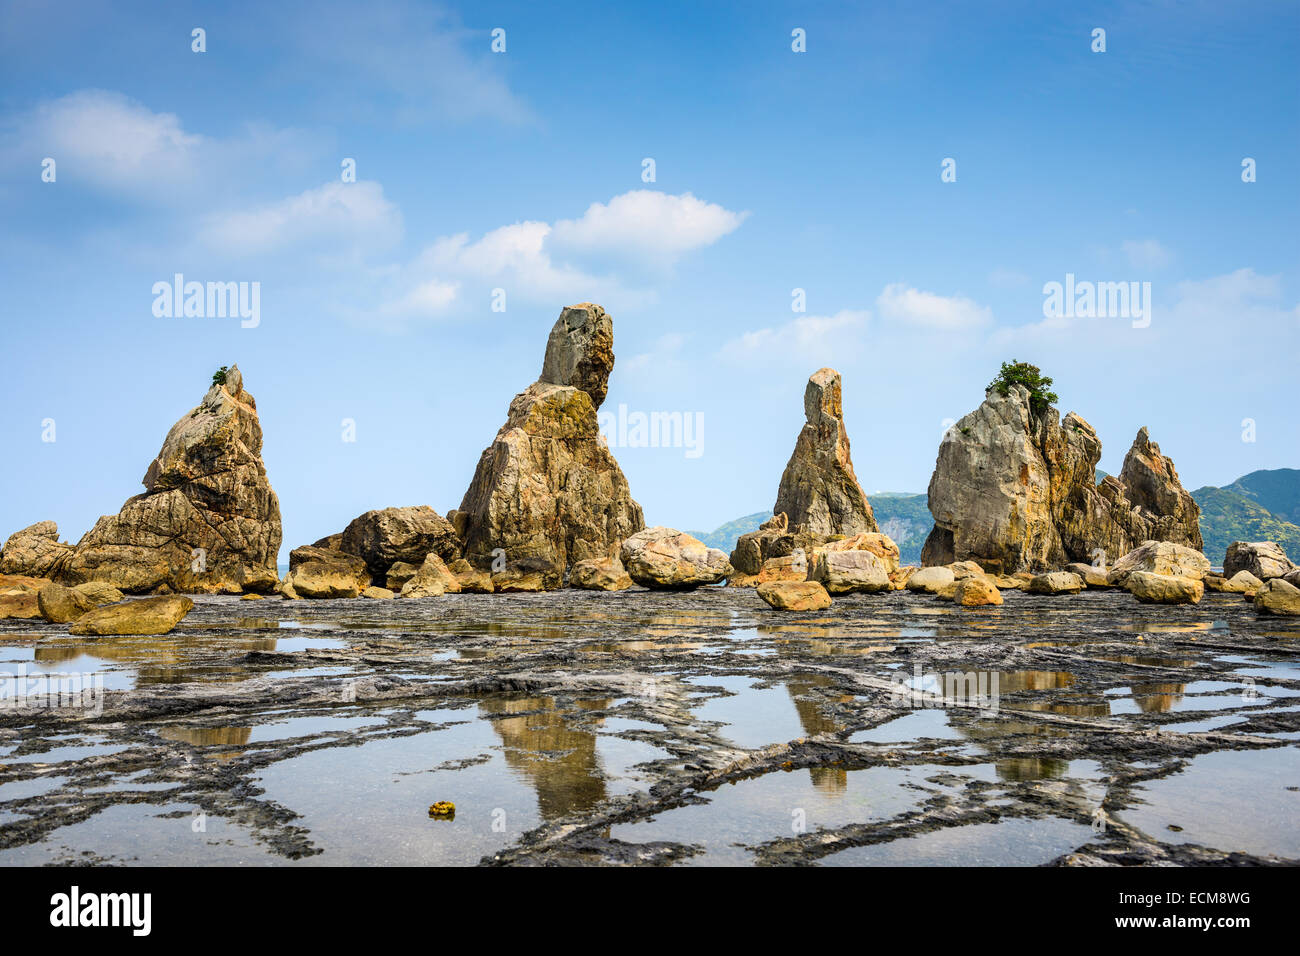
[{"left": 1, "top": 588, "right": 1296, "bottom": 865}]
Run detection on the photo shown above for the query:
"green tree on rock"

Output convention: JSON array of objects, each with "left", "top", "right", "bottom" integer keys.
[{"left": 989, "top": 360, "right": 1058, "bottom": 416}]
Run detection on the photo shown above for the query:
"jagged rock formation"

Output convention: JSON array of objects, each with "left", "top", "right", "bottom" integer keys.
[
  {"left": 457, "top": 303, "right": 644, "bottom": 587},
  {"left": 59, "top": 365, "right": 282, "bottom": 593},
  {"left": 773, "top": 369, "right": 877, "bottom": 537},
  {"left": 921, "top": 385, "right": 1202, "bottom": 573},
  {"left": 0, "top": 521, "right": 74, "bottom": 578}
]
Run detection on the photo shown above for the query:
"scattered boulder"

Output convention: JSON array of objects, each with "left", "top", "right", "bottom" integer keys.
[
  {"left": 1108, "top": 541, "right": 1210, "bottom": 586},
  {"left": 906, "top": 566, "right": 955, "bottom": 593},
  {"left": 491, "top": 567, "right": 548, "bottom": 592},
  {"left": 284, "top": 546, "right": 369, "bottom": 599},
  {"left": 340, "top": 506, "right": 461, "bottom": 582},
  {"left": 36, "top": 583, "right": 96, "bottom": 624},
  {"left": 620, "top": 528, "right": 731, "bottom": 590},
  {"left": 810, "top": 549, "right": 890, "bottom": 594},
  {"left": 1224, "top": 542, "right": 1295, "bottom": 582},
  {"left": 361, "top": 586, "right": 395, "bottom": 600},
  {"left": 1206, "top": 570, "right": 1263, "bottom": 594},
  {"left": 1124, "top": 571, "right": 1204, "bottom": 605},
  {"left": 756, "top": 555, "right": 810, "bottom": 584},
  {"left": 448, "top": 559, "right": 494, "bottom": 593},
  {"left": 953, "top": 576, "right": 1003, "bottom": 607},
  {"left": 1027, "top": 571, "right": 1084, "bottom": 595},
  {"left": 947, "top": 560, "right": 986, "bottom": 580},
  {"left": 59, "top": 366, "right": 282, "bottom": 593},
  {"left": 458, "top": 304, "right": 644, "bottom": 586},
  {"left": 773, "top": 369, "right": 877, "bottom": 536},
  {"left": 570, "top": 556, "right": 633, "bottom": 591},
  {"left": 1254, "top": 579, "right": 1300, "bottom": 616},
  {"left": 385, "top": 562, "right": 421, "bottom": 591},
  {"left": 68, "top": 595, "right": 194, "bottom": 636},
  {"left": 0, "top": 522, "right": 74, "bottom": 578},
  {"left": 0, "top": 591, "right": 42, "bottom": 620},
  {"left": 821, "top": 532, "right": 900, "bottom": 573},
  {"left": 1065, "top": 562, "right": 1112, "bottom": 588},
  {"left": 890, "top": 566, "right": 919, "bottom": 590},
  {"left": 757, "top": 581, "right": 832, "bottom": 611},
  {"left": 400, "top": 554, "right": 461, "bottom": 598},
  {"left": 922, "top": 383, "right": 1201, "bottom": 573},
  {"left": 729, "top": 513, "right": 824, "bottom": 577},
  {"left": 71, "top": 581, "right": 124, "bottom": 606}
]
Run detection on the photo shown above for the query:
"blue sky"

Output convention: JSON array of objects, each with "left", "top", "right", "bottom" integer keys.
[{"left": 1, "top": 0, "right": 1297, "bottom": 560}]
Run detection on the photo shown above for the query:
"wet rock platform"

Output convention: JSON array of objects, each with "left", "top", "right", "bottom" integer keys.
[{"left": 1, "top": 588, "right": 1296, "bottom": 866}]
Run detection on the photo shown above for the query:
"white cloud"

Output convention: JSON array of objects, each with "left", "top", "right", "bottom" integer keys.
[
  {"left": 551, "top": 190, "right": 749, "bottom": 265},
  {"left": 720, "top": 310, "right": 870, "bottom": 363},
  {"left": 201, "top": 181, "right": 403, "bottom": 256},
  {"left": 366, "top": 190, "right": 748, "bottom": 324},
  {"left": 1121, "top": 238, "right": 1173, "bottom": 270},
  {"left": 624, "top": 332, "right": 687, "bottom": 374},
  {"left": 876, "top": 283, "right": 993, "bottom": 330},
  {"left": 11, "top": 90, "right": 203, "bottom": 190}
]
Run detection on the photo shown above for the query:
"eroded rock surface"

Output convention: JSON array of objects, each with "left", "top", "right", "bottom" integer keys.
[
  {"left": 58, "top": 366, "right": 282, "bottom": 594},
  {"left": 923, "top": 386, "right": 1201, "bottom": 573},
  {"left": 458, "top": 304, "right": 644, "bottom": 587},
  {"left": 773, "top": 369, "right": 877, "bottom": 537}
]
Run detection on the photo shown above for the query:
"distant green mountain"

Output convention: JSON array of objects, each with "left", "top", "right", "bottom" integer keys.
[
  {"left": 1192, "top": 483, "right": 1300, "bottom": 566},
  {"left": 687, "top": 512, "right": 768, "bottom": 552},
  {"left": 871, "top": 494, "right": 930, "bottom": 565},
  {"left": 688, "top": 495, "right": 933, "bottom": 565},
  {"left": 1223, "top": 468, "right": 1300, "bottom": 525}
]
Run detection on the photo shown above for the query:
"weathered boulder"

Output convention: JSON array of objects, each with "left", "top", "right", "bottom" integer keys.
[
  {"left": 953, "top": 576, "right": 1003, "bottom": 607},
  {"left": 68, "top": 595, "right": 194, "bottom": 635},
  {"left": 361, "top": 586, "right": 395, "bottom": 600},
  {"left": 905, "top": 566, "right": 955, "bottom": 593},
  {"left": 458, "top": 304, "right": 644, "bottom": 586},
  {"left": 773, "top": 369, "right": 877, "bottom": 537},
  {"left": 1124, "top": 572, "right": 1204, "bottom": 605},
  {"left": 810, "top": 549, "right": 890, "bottom": 594},
  {"left": 922, "top": 384, "right": 1201, "bottom": 573},
  {"left": 59, "top": 366, "right": 282, "bottom": 594},
  {"left": 1206, "top": 570, "right": 1263, "bottom": 594},
  {"left": 448, "top": 558, "right": 494, "bottom": 593},
  {"left": 0, "top": 522, "right": 74, "bottom": 578},
  {"left": 1065, "top": 562, "right": 1112, "bottom": 588},
  {"left": 0, "top": 591, "right": 42, "bottom": 620},
  {"left": 340, "top": 506, "right": 461, "bottom": 581},
  {"left": 756, "top": 555, "right": 810, "bottom": 584},
  {"left": 757, "top": 580, "right": 832, "bottom": 611},
  {"left": 284, "top": 546, "right": 369, "bottom": 599},
  {"left": 1255, "top": 578, "right": 1300, "bottom": 616},
  {"left": 1108, "top": 541, "right": 1210, "bottom": 586},
  {"left": 1224, "top": 542, "right": 1295, "bottom": 582},
  {"left": 385, "top": 562, "right": 421, "bottom": 591},
  {"left": 620, "top": 527, "right": 731, "bottom": 590},
  {"left": 821, "top": 533, "right": 900, "bottom": 573},
  {"left": 729, "top": 513, "right": 825, "bottom": 577},
  {"left": 72, "top": 581, "right": 124, "bottom": 606},
  {"left": 37, "top": 583, "right": 96, "bottom": 624},
  {"left": 570, "top": 556, "right": 633, "bottom": 591},
  {"left": 400, "top": 553, "right": 461, "bottom": 598},
  {"left": 1027, "top": 571, "right": 1084, "bottom": 595}
]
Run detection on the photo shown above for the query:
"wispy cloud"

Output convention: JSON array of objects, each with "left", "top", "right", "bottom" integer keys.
[
  {"left": 876, "top": 283, "right": 993, "bottom": 330},
  {"left": 201, "top": 181, "right": 403, "bottom": 256},
  {"left": 1121, "top": 238, "right": 1173, "bottom": 270}
]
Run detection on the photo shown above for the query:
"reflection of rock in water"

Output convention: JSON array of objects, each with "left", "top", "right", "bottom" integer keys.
[
  {"left": 480, "top": 695, "right": 610, "bottom": 821},
  {"left": 1130, "top": 683, "right": 1187, "bottom": 714},
  {"left": 158, "top": 726, "right": 253, "bottom": 747},
  {"left": 34, "top": 634, "right": 277, "bottom": 685},
  {"left": 785, "top": 674, "right": 851, "bottom": 793},
  {"left": 954, "top": 714, "right": 1087, "bottom": 783},
  {"left": 156, "top": 724, "right": 253, "bottom": 762},
  {"left": 998, "top": 670, "right": 1075, "bottom": 693}
]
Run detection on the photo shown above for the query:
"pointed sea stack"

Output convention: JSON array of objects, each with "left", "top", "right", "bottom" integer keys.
[
  {"left": 773, "top": 368, "right": 877, "bottom": 536},
  {"left": 61, "top": 364, "right": 282, "bottom": 593},
  {"left": 456, "top": 303, "right": 645, "bottom": 587}
]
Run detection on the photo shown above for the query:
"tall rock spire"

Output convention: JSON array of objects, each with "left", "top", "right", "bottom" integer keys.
[{"left": 773, "top": 368, "right": 877, "bottom": 536}]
